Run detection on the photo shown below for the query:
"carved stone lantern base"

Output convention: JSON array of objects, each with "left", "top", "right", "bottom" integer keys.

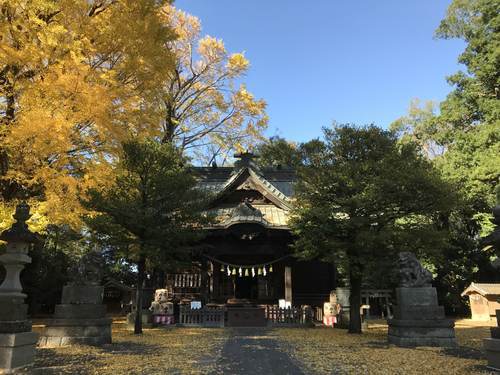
[
  {"left": 0, "top": 295, "right": 38, "bottom": 374},
  {"left": 0, "top": 332, "right": 38, "bottom": 374}
]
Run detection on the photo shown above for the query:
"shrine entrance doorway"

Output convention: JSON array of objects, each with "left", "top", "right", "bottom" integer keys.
[{"left": 235, "top": 276, "right": 258, "bottom": 300}]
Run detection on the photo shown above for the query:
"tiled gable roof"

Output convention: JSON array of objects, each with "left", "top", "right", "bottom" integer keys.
[
  {"left": 196, "top": 155, "right": 296, "bottom": 229},
  {"left": 461, "top": 282, "right": 500, "bottom": 296}
]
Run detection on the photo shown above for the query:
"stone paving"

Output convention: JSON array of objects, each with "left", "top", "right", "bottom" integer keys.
[{"left": 211, "top": 328, "right": 305, "bottom": 375}]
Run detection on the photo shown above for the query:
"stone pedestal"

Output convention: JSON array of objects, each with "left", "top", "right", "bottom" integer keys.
[
  {"left": 335, "top": 287, "right": 351, "bottom": 328},
  {"left": 0, "top": 332, "right": 39, "bottom": 374},
  {"left": 388, "top": 287, "right": 456, "bottom": 347},
  {"left": 0, "top": 203, "right": 39, "bottom": 373},
  {"left": 483, "top": 310, "right": 500, "bottom": 370},
  {"left": 38, "top": 285, "right": 111, "bottom": 347},
  {"left": 126, "top": 310, "right": 154, "bottom": 329},
  {"left": 0, "top": 296, "right": 38, "bottom": 374}
]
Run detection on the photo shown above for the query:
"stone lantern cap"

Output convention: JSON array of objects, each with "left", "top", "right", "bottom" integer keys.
[{"left": 0, "top": 202, "right": 38, "bottom": 244}]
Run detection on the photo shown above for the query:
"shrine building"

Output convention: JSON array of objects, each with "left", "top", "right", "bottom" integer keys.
[{"left": 165, "top": 152, "right": 336, "bottom": 307}]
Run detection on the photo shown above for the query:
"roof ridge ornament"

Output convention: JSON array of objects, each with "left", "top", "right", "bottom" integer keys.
[{"left": 233, "top": 151, "right": 261, "bottom": 174}]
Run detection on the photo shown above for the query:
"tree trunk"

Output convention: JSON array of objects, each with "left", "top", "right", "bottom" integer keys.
[
  {"left": 348, "top": 266, "right": 363, "bottom": 334},
  {"left": 134, "top": 256, "right": 146, "bottom": 335},
  {"left": 161, "top": 104, "right": 177, "bottom": 145}
]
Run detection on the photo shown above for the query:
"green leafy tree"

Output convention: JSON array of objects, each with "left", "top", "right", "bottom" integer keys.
[
  {"left": 290, "top": 125, "right": 455, "bottom": 333},
  {"left": 391, "top": 0, "right": 499, "bottom": 314},
  {"left": 255, "top": 137, "right": 302, "bottom": 168},
  {"left": 255, "top": 136, "right": 326, "bottom": 168},
  {"left": 436, "top": 0, "right": 499, "bottom": 133},
  {"left": 393, "top": 0, "right": 499, "bottom": 216},
  {"left": 82, "top": 139, "right": 209, "bottom": 334}
]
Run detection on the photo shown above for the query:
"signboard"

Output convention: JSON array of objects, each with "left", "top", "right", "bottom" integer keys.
[{"left": 190, "top": 301, "right": 202, "bottom": 310}]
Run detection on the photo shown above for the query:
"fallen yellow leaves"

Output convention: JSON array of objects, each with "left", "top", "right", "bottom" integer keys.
[
  {"left": 32, "top": 319, "right": 495, "bottom": 374},
  {"left": 273, "top": 319, "right": 493, "bottom": 375},
  {"left": 34, "top": 323, "right": 228, "bottom": 375}
]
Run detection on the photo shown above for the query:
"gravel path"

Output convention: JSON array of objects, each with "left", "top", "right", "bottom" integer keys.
[{"left": 210, "top": 328, "right": 305, "bottom": 375}]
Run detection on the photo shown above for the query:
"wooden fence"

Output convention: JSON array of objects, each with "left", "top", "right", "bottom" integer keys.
[
  {"left": 178, "top": 305, "right": 313, "bottom": 327},
  {"left": 179, "top": 306, "right": 225, "bottom": 327},
  {"left": 265, "top": 306, "right": 313, "bottom": 326},
  {"left": 314, "top": 306, "right": 324, "bottom": 322}
]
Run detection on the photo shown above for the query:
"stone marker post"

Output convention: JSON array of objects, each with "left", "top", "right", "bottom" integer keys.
[
  {"left": 0, "top": 203, "right": 39, "bottom": 374},
  {"left": 387, "top": 252, "right": 456, "bottom": 347}
]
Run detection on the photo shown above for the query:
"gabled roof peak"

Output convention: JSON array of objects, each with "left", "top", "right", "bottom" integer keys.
[{"left": 233, "top": 151, "right": 261, "bottom": 174}]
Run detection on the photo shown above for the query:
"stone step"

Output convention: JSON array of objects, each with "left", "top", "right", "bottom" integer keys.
[
  {"left": 396, "top": 287, "right": 438, "bottom": 307},
  {"left": 388, "top": 334, "right": 457, "bottom": 347},
  {"left": 0, "top": 320, "right": 32, "bottom": 334},
  {"left": 388, "top": 325, "right": 456, "bottom": 338},
  {"left": 61, "top": 285, "right": 104, "bottom": 305},
  {"left": 388, "top": 318, "right": 454, "bottom": 328},
  {"left": 38, "top": 334, "right": 111, "bottom": 348},
  {"left": 38, "top": 317, "right": 112, "bottom": 327},
  {"left": 54, "top": 304, "right": 106, "bottom": 319},
  {"left": 393, "top": 305, "right": 445, "bottom": 320},
  {"left": 0, "top": 331, "right": 38, "bottom": 370}
]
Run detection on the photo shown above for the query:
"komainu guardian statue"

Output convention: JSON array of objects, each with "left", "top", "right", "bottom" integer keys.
[
  {"left": 70, "top": 250, "right": 103, "bottom": 286},
  {"left": 388, "top": 251, "right": 456, "bottom": 347},
  {"left": 398, "top": 251, "right": 432, "bottom": 288}
]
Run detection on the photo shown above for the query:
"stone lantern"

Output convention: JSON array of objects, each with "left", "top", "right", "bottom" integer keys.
[{"left": 0, "top": 202, "right": 39, "bottom": 374}]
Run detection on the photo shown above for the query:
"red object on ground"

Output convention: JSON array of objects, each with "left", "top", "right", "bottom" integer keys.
[
  {"left": 153, "top": 314, "right": 174, "bottom": 325},
  {"left": 323, "top": 315, "right": 336, "bottom": 327}
]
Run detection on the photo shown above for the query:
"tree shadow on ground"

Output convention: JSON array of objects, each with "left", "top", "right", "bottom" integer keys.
[
  {"left": 364, "top": 340, "right": 485, "bottom": 361},
  {"left": 98, "top": 340, "right": 162, "bottom": 355},
  {"left": 33, "top": 349, "right": 98, "bottom": 375},
  {"left": 442, "top": 345, "right": 485, "bottom": 360},
  {"left": 464, "top": 364, "right": 491, "bottom": 373},
  {"left": 365, "top": 340, "right": 391, "bottom": 348}
]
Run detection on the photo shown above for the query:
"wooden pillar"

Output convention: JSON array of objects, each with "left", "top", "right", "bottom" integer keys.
[
  {"left": 209, "top": 262, "right": 214, "bottom": 298},
  {"left": 285, "top": 266, "right": 292, "bottom": 305},
  {"left": 200, "top": 261, "right": 209, "bottom": 303},
  {"left": 385, "top": 296, "right": 391, "bottom": 319},
  {"left": 365, "top": 296, "right": 370, "bottom": 319}
]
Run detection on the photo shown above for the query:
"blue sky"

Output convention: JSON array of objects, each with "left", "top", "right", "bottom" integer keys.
[{"left": 175, "top": 0, "right": 465, "bottom": 142}]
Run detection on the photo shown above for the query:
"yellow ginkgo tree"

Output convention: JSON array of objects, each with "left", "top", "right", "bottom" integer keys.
[
  {"left": 159, "top": 6, "right": 268, "bottom": 164},
  {"left": 0, "top": 1, "right": 267, "bottom": 231},
  {"left": 0, "top": 0, "right": 176, "bottom": 228}
]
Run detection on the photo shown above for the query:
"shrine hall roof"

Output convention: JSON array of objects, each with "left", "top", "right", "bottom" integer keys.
[
  {"left": 195, "top": 167, "right": 296, "bottom": 197},
  {"left": 195, "top": 156, "right": 296, "bottom": 230}
]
